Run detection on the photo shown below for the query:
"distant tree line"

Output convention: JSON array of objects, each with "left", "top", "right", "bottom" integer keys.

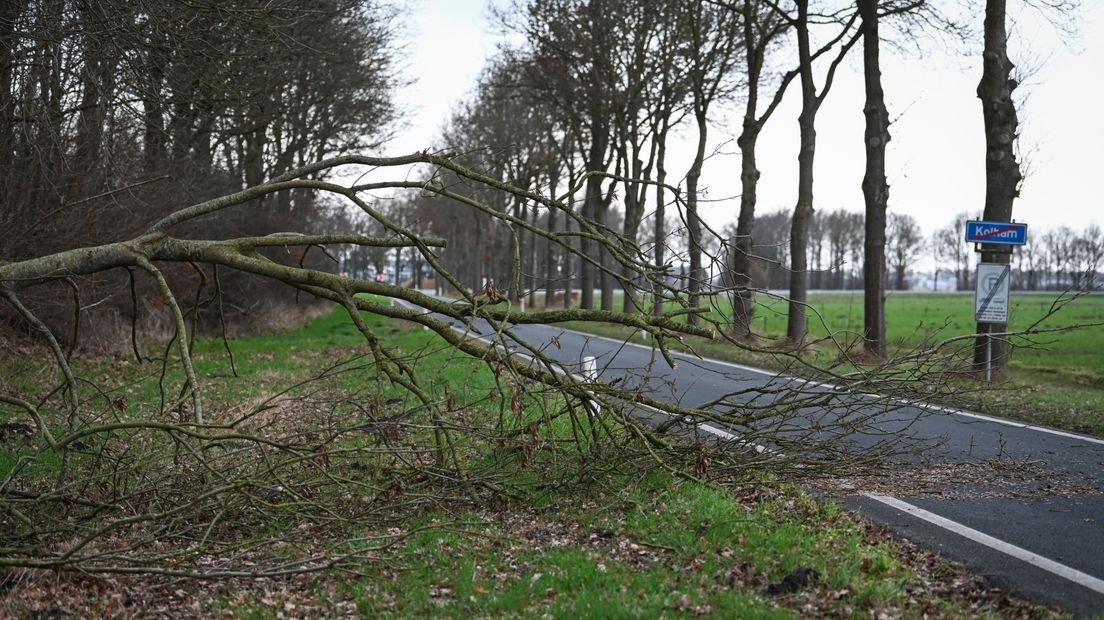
[
  {"left": 722, "top": 210, "right": 1102, "bottom": 293},
  {"left": 343, "top": 182, "right": 1101, "bottom": 301}
]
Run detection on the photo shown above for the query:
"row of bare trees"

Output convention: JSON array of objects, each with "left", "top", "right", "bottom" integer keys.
[
  {"left": 2, "top": 0, "right": 1077, "bottom": 363},
  {"left": 722, "top": 209, "right": 920, "bottom": 292},
  {"left": 398, "top": 0, "right": 1051, "bottom": 369}
]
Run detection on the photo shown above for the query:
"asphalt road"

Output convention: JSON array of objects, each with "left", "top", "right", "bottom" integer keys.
[{"left": 405, "top": 302, "right": 1104, "bottom": 615}]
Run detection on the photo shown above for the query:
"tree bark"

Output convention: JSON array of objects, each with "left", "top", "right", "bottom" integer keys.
[
  {"left": 599, "top": 197, "right": 615, "bottom": 312},
  {"left": 786, "top": 0, "right": 817, "bottom": 344},
  {"left": 860, "top": 0, "right": 889, "bottom": 360},
  {"left": 544, "top": 154, "right": 560, "bottom": 307},
  {"left": 563, "top": 165, "right": 577, "bottom": 309},
  {"left": 620, "top": 144, "right": 646, "bottom": 314},
  {"left": 652, "top": 118, "right": 669, "bottom": 317},
  {"left": 686, "top": 112, "right": 708, "bottom": 327},
  {"left": 732, "top": 120, "right": 761, "bottom": 336},
  {"left": 731, "top": 0, "right": 764, "bottom": 338},
  {"left": 972, "top": 0, "right": 1021, "bottom": 377},
  {"left": 580, "top": 123, "right": 607, "bottom": 310}
]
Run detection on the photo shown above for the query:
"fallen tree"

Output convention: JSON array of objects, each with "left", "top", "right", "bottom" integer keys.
[{"left": 0, "top": 152, "right": 1000, "bottom": 577}]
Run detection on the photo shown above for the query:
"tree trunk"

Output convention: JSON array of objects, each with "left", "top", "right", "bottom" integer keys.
[
  {"left": 142, "top": 51, "right": 167, "bottom": 174},
  {"left": 544, "top": 164, "right": 559, "bottom": 308},
  {"left": 580, "top": 0, "right": 610, "bottom": 312},
  {"left": 730, "top": 1, "right": 763, "bottom": 338},
  {"left": 652, "top": 118, "right": 670, "bottom": 317},
  {"left": 860, "top": 0, "right": 889, "bottom": 359},
  {"left": 972, "top": 0, "right": 1021, "bottom": 377},
  {"left": 527, "top": 201, "right": 538, "bottom": 307},
  {"left": 620, "top": 145, "right": 646, "bottom": 315},
  {"left": 786, "top": 1, "right": 816, "bottom": 344},
  {"left": 686, "top": 112, "right": 708, "bottom": 327},
  {"left": 599, "top": 209, "right": 614, "bottom": 312},
  {"left": 563, "top": 166, "right": 577, "bottom": 309},
  {"left": 511, "top": 196, "right": 525, "bottom": 301},
  {"left": 732, "top": 117, "right": 760, "bottom": 337},
  {"left": 580, "top": 123, "right": 607, "bottom": 310}
]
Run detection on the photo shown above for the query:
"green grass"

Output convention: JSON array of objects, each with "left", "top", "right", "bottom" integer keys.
[
  {"left": 743, "top": 292, "right": 1104, "bottom": 375},
  {"left": 323, "top": 472, "right": 1044, "bottom": 618}
]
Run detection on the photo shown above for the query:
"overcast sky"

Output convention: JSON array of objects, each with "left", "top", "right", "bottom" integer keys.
[{"left": 385, "top": 0, "right": 1103, "bottom": 239}]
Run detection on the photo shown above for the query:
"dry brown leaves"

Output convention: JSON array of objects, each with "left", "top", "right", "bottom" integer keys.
[
  {"left": 818, "top": 458, "right": 1101, "bottom": 501},
  {"left": 0, "top": 569, "right": 364, "bottom": 619}
]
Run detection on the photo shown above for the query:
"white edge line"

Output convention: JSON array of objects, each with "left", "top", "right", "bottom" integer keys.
[
  {"left": 865, "top": 493, "right": 1104, "bottom": 596},
  {"left": 549, "top": 325, "right": 1104, "bottom": 447}
]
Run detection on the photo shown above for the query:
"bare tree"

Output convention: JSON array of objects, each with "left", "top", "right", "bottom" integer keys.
[
  {"left": 808, "top": 211, "right": 826, "bottom": 289},
  {"left": 930, "top": 230, "right": 943, "bottom": 290},
  {"left": 605, "top": 1, "right": 679, "bottom": 314},
  {"left": 1075, "top": 223, "right": 1103, "bottom": 289},
  {"left": 0, "top": 151, "right": 984, "bottom": 578},
  {"left": 887, "top": 213, "right": 922, "bottom": 290},
  {"left": 680, "top": 2, "right": 744, "bottom": 326},
  {"left": 770, "top": 0, "right": 862, "bottom": 344},
  {"left": 936, "top": 216, "right": 972, "bottom": 291},
  {"left": 820, "top": 210, "right": 863, "bottom": 290},
  {"left": 725, "top": 0, "right": 792, "bottom": 336}
]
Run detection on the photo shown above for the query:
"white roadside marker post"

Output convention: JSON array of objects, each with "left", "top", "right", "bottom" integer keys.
[{"left": 582, "top": 355, "right": 600, "bottom": 415}]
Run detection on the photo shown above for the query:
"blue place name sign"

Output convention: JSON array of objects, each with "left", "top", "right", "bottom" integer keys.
[{"left": 964, "top": 220, "right": 1028, "bottom": 245}]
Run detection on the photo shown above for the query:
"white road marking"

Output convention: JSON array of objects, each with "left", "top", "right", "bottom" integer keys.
[
  {"left": 547, "top": 325, "right": 1104, "bottom": 446},
  {"left": 919, "top": 404, "right": 1104, "bottom": 446},
  {"left": 865, "top": 493, "right": 1104, "bottom": 595}
]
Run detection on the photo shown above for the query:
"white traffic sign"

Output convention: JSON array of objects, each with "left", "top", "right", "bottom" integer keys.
[{"left": 975, "top": 263, "right": 1010, "bottom": 324}]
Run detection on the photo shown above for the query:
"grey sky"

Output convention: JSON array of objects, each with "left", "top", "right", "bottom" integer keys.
[{"left": 386, "top": 0, "right": 1102, "bottom": 238}]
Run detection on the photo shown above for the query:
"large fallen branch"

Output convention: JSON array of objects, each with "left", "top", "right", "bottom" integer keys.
[{"left": 0, "top": 152, "right": 949, "bottom": 577}]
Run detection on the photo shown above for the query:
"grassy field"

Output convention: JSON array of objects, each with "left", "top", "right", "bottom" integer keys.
[
  {"left": 555, "top": 290, "right": 1104, "bottom": 436},
  {"left": 0, "top": 305, "right": 1060, "bottom": 618},
  {"left": 746, "top": 291, "right": 1104, "bottom": 373}
]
